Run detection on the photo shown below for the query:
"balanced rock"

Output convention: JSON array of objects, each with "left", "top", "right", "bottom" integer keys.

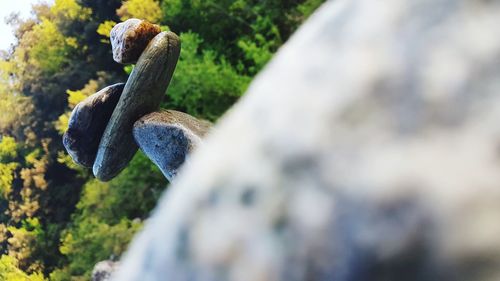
[
  {"left": 133, "top": 110, "right": 211, "bottom": 181},
  {"left": 110, "top": 18, "right": 161, "bottom": 64},
  {"left": 113, "top": 0, "right": 500, "bottom": 280},
  {"left": 93, "top": 31, "right": 181, "bottom": 181},
  {"left": 63, "top": 83, "right": 124, "bottom": 168}
]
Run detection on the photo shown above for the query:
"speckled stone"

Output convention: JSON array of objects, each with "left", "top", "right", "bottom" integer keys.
[
  {"left": 113, "top": 0, "right": 500, "bottom": 281},
  {"left": 92, "top": 260, "right": 119, "bottom": 281},
  {"left": 110, "top": 18, "right": 161, "bottom": 64},
  {"left": 63, "top": 83, "right": 124, "bottom": 168},
  {"left": 93, "top": 31, "right": 180, "bottom": 182},
  {"left": 133, "top": 110, "right": 211, "bottom": 181}
]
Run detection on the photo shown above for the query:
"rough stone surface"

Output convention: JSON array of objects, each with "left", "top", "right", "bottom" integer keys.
[
  {"left": 110, "top": 18, "right": 161, "bottom": 64},
  {"left": 133, "top": 110, "right": 211, "bottom": 181},
  {"left": 93, "top": 31, "right": 180, "bottom": 181},
  {"left": 113, "top": 0, "right": 500, "bottom": 281},
  {"left": 63, "top": 83, "right": 124, "bottom": 168},
  {"left": 92, "top": 260, "right": 119, "bottom": 281}
]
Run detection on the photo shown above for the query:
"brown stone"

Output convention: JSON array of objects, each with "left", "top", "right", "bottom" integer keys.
[{"left": 110, "top": 18, "right": 161, "bottom": 64}]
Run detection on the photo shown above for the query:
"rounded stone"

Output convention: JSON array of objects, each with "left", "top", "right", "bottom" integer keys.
[
  {"left": 133, "top": 110, "right": 211, "bottom": 181},
  {"left": 110, "top": 18, "right": 161, "bottom": 64},
  {"left": 63, "top": 83, "right": 124, "bottom": 168}
]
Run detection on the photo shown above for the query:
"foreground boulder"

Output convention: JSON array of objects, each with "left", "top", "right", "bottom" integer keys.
[{"left": 114, "top": 0, "right": 500, "bottom": 280}]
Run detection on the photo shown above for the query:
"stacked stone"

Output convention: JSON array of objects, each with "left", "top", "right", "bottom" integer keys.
[{"left": 63, "top": 18, "right": 211, "bottom": 182}]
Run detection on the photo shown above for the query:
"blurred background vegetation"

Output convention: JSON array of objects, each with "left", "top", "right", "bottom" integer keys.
[{"left": 0, "top": 0, "right": 324, "bottom": 279}]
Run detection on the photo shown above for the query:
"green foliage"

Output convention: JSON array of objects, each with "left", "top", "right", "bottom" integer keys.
[
  {"left": 166, "top": 32, "right": 250, "bottom": 120},
  {"left": 76, "top": 152, "right": 166, "bottom": 223},
  {"left": 0, "top": 61, "right": 34, "bottom": 138},
  {"left": 48, "top": 267, "right": 72, "bottom": 281},
  {"left": 0, "top": 136, "right": 18, "bottom": 160},
  {"left": 0, "top": 255, "right": 45, "bottom": 281},
  {"left": 7, "top": 220, "right": 43, "bottom": 273},
  {"left": 117, "top": 0, "right": 163, "bottom": 23},
  {"left": 50, "top": 0, "right": 92, "bottom": 22},
  {"left": 58, "top": 152, "right": 164, "bottom": 277},
  {"left": 60, "top": 217, "right": 141, "bottom": 277},
  {"left": 0, "top": 162, "right": 18, "bottom": 198},
  {"left": 22, "top": 19, "right": 76, "bottom": 75},
  {"left": 160, "top": 0, "right": 324, "bottom": 74},
  {"left": 0, "top": 136, "right": 19, "bottom": 197},
  {"left": 96, "top": 20, "right": 116, "bottom": 39},
  {"left": 297, "top": 0, "right": 326, "bottom": 18}
]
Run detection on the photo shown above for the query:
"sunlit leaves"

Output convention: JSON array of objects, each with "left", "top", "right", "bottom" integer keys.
[
  {"left": 117, "top": 0, "right": 162, "bottom": 23},
  {"left": 57, "top": 152, "right": 165, "bottom": 277},
  {"left": 96, "top": 20, "right": 117, "bottom": 39},
  {"left": 66, "top": 89, "right": 87, "bottom": 107},
  {"left": 6, "top": 224, "right": 43, "bottom": 274},
  {"left": 54, "top": 112, "right": 70, "bottom": 135},
  {"left": 50, "top": 0, "right": 92, "bottom": 22},
  {"left": 0, "top": 136, "right": 19, "bottom": 197},
  {"left": 0, "top": 136, "right": 18, "bottom": 161},
  {"left": 0, "top": 61, "right": 34, "bottom": 136},
  {"left": 0, "top": 255, "right": 45, "bottom": 281},
  {"left": 166, "top": 32, "right": 250, "bottom": 120},
  {"left": 59, "top": 217, "right": 141, "bottom": 277},
  {"left": 23, "top": 19, "right": 75, "bottom": 75}
]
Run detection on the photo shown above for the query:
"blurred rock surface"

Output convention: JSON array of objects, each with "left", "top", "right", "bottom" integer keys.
[{"left": 113, "top": 0, "right": 500, "bottom": 280}]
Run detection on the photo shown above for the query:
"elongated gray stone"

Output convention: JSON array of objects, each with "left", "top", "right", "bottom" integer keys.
[
  {"left": 63, "top": 83, "right": 124, "bottom": 168},
  {"left": 113, "top": 0, "right": 500, "bottom": 280},
  {"left": 110, "top": 18, "right": 161, "bottom": 64},
  {"left": 133, "top": 110, "right": 211, "bottom": 181},
  {"left": 93, "top": 31, "right": 181, "bottom": 181}
]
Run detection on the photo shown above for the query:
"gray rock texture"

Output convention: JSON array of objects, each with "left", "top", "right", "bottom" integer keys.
[
  {"left": 63, "top": 83, "right": 124, "bottom": 168},
  {"left": 113, "top": 0, "right": 500, "bottom": 280},
  {"left": 133, "top": 110, "right": 211, "bottom": 181},
  {"left": 110, "top": 18, "right": 161, "bottom": 64},
  {"left": 94, "top": 31, "right": 180, "bottom": 181},
  {"left": 91, "top": 260, "right": 119, "bottom": 281}
]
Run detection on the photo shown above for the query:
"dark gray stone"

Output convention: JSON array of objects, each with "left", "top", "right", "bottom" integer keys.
[
  {"left": 93, "top": 31, "right": 181, "bottom": 182},
  {"left": 110, "top": 18, "right": 161, "bottom": 64},
  {"left": 114, "top": 0, "right": 500, "bottom": 281},
  {"left": 133, "top": 110, "right": 211, "bottom": 181},
  {"left": 63, "top": 83, "right": 124, "bottom": 168}
]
